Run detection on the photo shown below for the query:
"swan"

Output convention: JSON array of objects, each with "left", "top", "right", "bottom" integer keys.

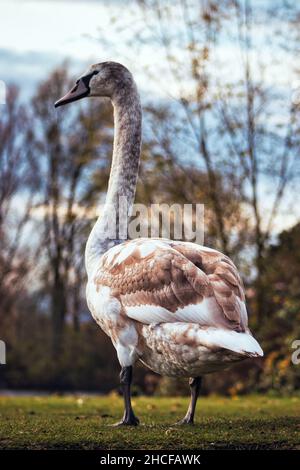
[{"left": 55, "top": 62, "right": 263, "bottom": 426}]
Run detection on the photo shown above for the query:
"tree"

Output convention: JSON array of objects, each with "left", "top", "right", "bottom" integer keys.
[
  {"left": 95, "top": 0, "right": 300, "bottom": 321},
  {"left": 258, "top": 223, "right": 300, "bottom": 391},
  {"left": 31, "top": 66, "right": 114, "bottom": 356},
  {"left": 135, "top": 102, "right": 249, "bottom": 249},
  {"left": 0, "top": 84, "right": 36, "bottom": 338},
  {"left": 216, "top": 0, "right": 300, "bottom": 321}
]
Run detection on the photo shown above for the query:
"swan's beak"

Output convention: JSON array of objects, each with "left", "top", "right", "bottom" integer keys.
[{"left": 54, "top": 78, "right": 89, "bottom": 108}]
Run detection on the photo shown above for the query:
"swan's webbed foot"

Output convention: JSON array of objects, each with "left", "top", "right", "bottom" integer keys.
[
  {"left": 111, "top": 412, "right": 140, "bottom": 427},
  {"left": 173, "top": 416, "right": 194, "bottom": 426}
]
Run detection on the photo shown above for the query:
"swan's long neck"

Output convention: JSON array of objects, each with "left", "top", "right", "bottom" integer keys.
[{"left": 85, "top": 81, "right": 142, "bottom": 277}]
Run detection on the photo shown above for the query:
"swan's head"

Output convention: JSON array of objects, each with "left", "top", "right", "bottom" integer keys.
[{"left": 54, "top": 61, "right": 134, "bottom": 108}]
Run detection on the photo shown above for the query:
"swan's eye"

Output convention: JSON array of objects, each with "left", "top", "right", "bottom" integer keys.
[{"left": 81, "top": 71, "right": 100, "bottom": 88}]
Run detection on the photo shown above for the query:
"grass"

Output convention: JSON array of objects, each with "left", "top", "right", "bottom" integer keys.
[{"left": 0, "top": 394, "right": 299, "bottom": 450}]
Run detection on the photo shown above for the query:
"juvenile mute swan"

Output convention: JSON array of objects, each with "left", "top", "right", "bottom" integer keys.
[{"left": 55, "top": 62, "right": 263, "bottom": 426}]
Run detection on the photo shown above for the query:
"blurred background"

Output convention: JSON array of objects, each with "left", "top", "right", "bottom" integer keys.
[{"left": 0, "top": 0, "right": 300, "bottom": 396}]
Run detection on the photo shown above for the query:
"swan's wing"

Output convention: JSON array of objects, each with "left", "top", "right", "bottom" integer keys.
[
  {"left": 94, "top": 239, "right": 247, "bottom": 331},
  {"left": 168, "top": 241, "right": 247, "bottom": 329}
]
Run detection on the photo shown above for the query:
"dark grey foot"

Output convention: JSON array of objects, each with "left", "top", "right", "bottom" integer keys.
[
  {"left": 174, "top": 416, "right": 194, "bottom": 426},
  {"left": 111, "top": 413, "right": 140, "bottom": 427}
]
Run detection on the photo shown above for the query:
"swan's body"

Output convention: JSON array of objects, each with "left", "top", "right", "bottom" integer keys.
[
  {"left": 87, "top": 238, "right": 262, "bottom": 377},
  {"left": 55, "top": 62, "right": 263, "bottom": 426}
]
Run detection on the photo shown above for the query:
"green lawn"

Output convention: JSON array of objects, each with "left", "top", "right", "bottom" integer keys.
[{"left": 0, "top": 395, "right": 299, "bottom": 450}]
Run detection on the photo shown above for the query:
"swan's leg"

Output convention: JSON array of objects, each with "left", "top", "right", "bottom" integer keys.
[
  {"left": 100, "top": 302, "right": 140, "bottom": 426},
  {"left": 112, "top": 365, "right": 140, "bottom": 426},
  {"left": 175, "top": 376, "right": 202, "bottom": 425},
  {"left": 111, "top": 320, "right": 140, "bottom": 426}
]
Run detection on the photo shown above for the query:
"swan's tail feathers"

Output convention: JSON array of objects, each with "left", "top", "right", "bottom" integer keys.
[{"left": 200, "top": 328, "right": 264, "bottom": 358}]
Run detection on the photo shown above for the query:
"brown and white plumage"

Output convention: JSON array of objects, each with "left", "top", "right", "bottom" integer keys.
[
  {"left": 96, "top": 238, "right": 246, "bottom": 330},
  {"left": 56, "top": 61, "right": 263, "bottom": 426},
  {"left": 87, "top": 238, "right": 262, "bottom": 378}
]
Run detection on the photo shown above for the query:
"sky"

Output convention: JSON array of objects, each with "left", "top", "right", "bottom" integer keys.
[
  {"left": 0, "top": 0, "right": 172, "bottom": 100},
  {"left": 0, "top": 0, "right": 121, "bottom": 96},
  {"left": 0, "top": 0, "right": 299, "bottom": 235},
  {"left": 0, "top": 0, "right": 296, "bottom": 99}
]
